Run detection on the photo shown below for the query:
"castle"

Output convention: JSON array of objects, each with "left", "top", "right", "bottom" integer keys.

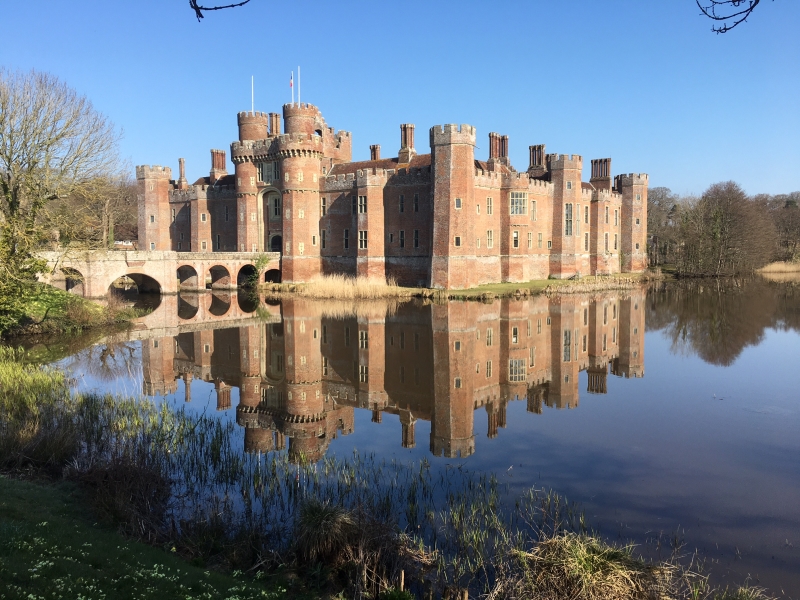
[{"left": 137, "top": 103, "right": 648, "bottom": 288}]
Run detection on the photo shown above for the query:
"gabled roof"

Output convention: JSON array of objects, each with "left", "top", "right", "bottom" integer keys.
[{"left": 328, "top": 153, "right": 432, "bottom": 176}]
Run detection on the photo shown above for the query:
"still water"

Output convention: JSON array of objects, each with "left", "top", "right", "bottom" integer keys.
[{"left": 45, "top": 279, "right": 800, "bottom": 596}]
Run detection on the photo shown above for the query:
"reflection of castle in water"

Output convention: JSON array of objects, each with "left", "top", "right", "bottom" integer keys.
[{"left": 141, "top": 291, "right": 645, "bottom": 461}]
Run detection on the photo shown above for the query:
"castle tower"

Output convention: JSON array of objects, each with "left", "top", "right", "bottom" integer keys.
[
  {"left": 136, "top": 165, "right": 172, "bottom": 251},
  {"left": 233, "top": 112, "right": 269, "bottom": 253},
  {"left": 355, "top": 168, "right": 387, "bottom": 279},
  {"left": 548, "top": 297, "right": 580, "bottom": 409},
  {"left": 547, "top": 154, "right": 583, "bottom": 278},
  {"left": 141, "top": 336, "right": 177, "bottom": 396},
  {"left": 277, "top": 104, "right": 324, "bottom": 282},
  {"left": 615, "top": 173, "right": 649, "bottom": 272},
  {"left": 430, "top": 124, "right": 477, "bottom": 289},
  {"left": 613, "top": 290, "right": 645, "bottom": 378}
]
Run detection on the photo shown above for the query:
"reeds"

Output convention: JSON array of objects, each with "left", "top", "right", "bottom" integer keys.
[
  {"left": 757, "top": 261, "right": 800, "bottom": 273},
  {"left": 266, "top": 274, "right": 420, "bottom": 300}
]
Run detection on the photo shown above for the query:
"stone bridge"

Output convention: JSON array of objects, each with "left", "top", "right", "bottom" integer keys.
[{"left": 38, "top": 250, "right": 282, "bottom": 298}]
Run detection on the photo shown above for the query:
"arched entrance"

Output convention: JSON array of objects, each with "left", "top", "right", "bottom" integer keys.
[
  {"left": 61, "top": 267, "right": 85, "bottom": 296},
  {"left": 264, "top": 269, "right": 281, "bottom": 283},
  {"left": 208, "top": 292, "right": 231, "bottom": 316},
  {"left": 270, "top": 234, "right": 283, "bottom": 253}
]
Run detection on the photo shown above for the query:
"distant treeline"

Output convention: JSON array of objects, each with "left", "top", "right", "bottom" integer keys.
[{"left": 648, "top": 182, "right": 800, "bottom": 276}]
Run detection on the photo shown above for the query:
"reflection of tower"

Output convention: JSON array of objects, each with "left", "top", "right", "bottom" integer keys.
[
  {"left": 612, "top": 290, "right": 645, "bottom": 378},
  {"left": 215, "top": 379, "right": 232, "bottom": 410},
  {"left": 239, "top": 323, "right": 266, "bottom": 452},
  {"left": 182, "top": 372, "right": 192, "bottom": 402},
  {"left": 142, "top": 336, "right": 177, "bottom": 396},
  {"left": 357, "top": 304, "right": 388, "bottom": 414},
  {"left": 400, "top": 410, "right": 416, "bottom": 448},
  {"left": 430, "top": 303, "right": 475, "bottom": 458},
  {"left": 548, "top": 297, "right": 580, "bottom": 409}
]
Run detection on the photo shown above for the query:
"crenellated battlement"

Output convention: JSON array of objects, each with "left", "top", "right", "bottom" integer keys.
[
  {"left": 237, "top": 111, "right": 270, "bottom": 123},
  {"left": 593, "top": 188, "right": 621, "bottom": 203},
  {"left": 136, "top": 165, "right": 172, "bottom": 180},
  {"left": 547, "top": 154, "right": 583, "bottom": 169},
  {"left": 430, "top": 123, "right": 477, "bottom": 146},
  {"left": 169, "top": 189, "right": 197, "bottom": 202},
  {"left": 581, "top": 187, "right": 594, "bottom": 200},
  {"left": 615, "top": 173, "right": 649, "bottom": 186},
  {"left": 356, "top": 167, "right": 389, "bottom": 187}
]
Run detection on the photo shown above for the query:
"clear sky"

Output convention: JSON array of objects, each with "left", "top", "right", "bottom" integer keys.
[{"left": 2, "top": 0, "right": 797, "bottom": 195}]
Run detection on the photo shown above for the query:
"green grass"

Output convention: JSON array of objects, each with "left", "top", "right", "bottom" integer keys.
[
  {"left": 0, "top": 475, "right": 291, "bottom": 600},
  {"left": 447, "top": 272, "right": 651, "bottom": 299}
]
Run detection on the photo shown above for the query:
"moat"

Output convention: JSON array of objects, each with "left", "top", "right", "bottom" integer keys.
[{"left": 28, "top": 277, "right": 800, "bottom": 596}]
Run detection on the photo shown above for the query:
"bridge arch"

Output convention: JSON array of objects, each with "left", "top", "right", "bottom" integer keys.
[
  {"left": 208, "top": 265, "right": 232, "bottom": 289},
  {"left": 208, "top": 291, "right": 231, "bottom": 316},
  {"left": 237, "top": 264, "right": 258, "bottom": 288},
  {"left": 177, "top": 265, "right": 199, "bottom": 289},
  {"left": 108, "top": 273, "right": 162, "bottom": 310},
  {"left": 177, "top": 293, "right": 199, "bottom": 320},
  {"left": 61, "top": 267, "right": 85, "bottom": 296},
  {"left": 264, "top": 268, "right": 281, "bottom": 283}
]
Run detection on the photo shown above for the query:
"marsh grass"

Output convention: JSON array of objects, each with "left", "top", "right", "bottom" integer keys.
[
  {"left": 0, "top": 349, "right": 779, "bottom": 600},
  {"left": 265, "top": 274, "right": 422, "bottom": 300},
  {"left": 757, "top": 261, "right": 800, "bottom": 273}
]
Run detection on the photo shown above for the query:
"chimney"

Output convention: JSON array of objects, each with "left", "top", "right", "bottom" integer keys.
[
  {"left": 528, "top": 144, "right": 548, "bottom": 179},
  {"left": 209, "top": 149, "right": 228, "bottom": 184},
  {"left": 269, "top": 112, "right": 281, "bottom": 136},
  {"left": 398, "top": 123, "right": 416, "bottom": 163},
  {"left": 370, "top": 144, "right": 381, "bottom": 161},
  {"left": 590, "top": 158, "right": 612, "bottom": 191},
  {"left": 488, "top": 133, "right": 499, "bottom": 159},
  {"left": 177, "top": 157, "right": 188, "bottom": 190},
  {"left": 500, "top": 135, "right": 509, "bottom": 159}
]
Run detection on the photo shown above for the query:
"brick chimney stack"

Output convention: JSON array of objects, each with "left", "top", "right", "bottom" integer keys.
[
  {"left": 269, "top": 112, "right": 281, "bottom": 136},
  {"left": 528, "top": 144, "right": 548, "bottom": 179},
  {"left": 590, "top": 158, "right": 612, "bottom": 191},
  {"left": 370, "top": 144, "right": 381, "bottom": 161},
  {"left": 210, "top": 149, "right": 228, "bottom": 184},
  {"left": 398, "top": 123, "right": 416, "bottom": 163},
  {"left": 177, "top": 157, "right": 188, "bottom": 190}
]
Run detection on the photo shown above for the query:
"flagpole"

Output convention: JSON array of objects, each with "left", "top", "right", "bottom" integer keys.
[
  {"left": 298, "top": 65, "right": 301, "bottom": 105},
  {"left": 251, "top": 75, "right": 254, "bottom": 113}
]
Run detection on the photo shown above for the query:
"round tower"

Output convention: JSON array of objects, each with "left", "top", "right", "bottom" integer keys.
[
  {"left": 238, "top": 111, "right": 269, "bottom": 142},
  {"left": 283, "top": 103, "right": 323, "bottom": 136}
]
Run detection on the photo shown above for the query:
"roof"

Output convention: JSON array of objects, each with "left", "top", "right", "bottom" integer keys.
[
  {"left": 192, "top": 174, "right": 235, "bottom": 187},
  {"left": 328, "top": 153, "right": 432, "bottom": 176}
]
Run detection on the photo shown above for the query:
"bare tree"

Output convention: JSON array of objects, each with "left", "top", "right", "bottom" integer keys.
[
  {"left": 696, "top": 0, "right": 768, "bottom": 33},
  {"left": 0, "top": 69, "right": 121, "bottom": 332}
]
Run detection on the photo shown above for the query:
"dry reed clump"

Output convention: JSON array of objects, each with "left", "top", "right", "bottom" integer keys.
[
  {"left": 273, "top": 274, "right": 419, "bottom": 300},
  {"left": 757, "top": 261, "right": 800, "bottom": 274},
  {"left": 500, "top": 532, "right": 675, "bottom": 600}
]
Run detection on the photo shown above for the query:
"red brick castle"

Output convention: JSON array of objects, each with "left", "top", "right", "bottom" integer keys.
[{"left": 137, "top": 103, "right": 648, "bottom": 288}]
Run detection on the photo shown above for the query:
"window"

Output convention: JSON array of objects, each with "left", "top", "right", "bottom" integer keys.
[
  {"left": 486, "top": 197, "right": 493, "bottom": 215},
  {"left": 512, "top": 327, "right": 518, "bottom": 343},
  {"left": 359, "top": 230, "right": 368, "bottom": 249},
  {"left": 352, "top": 196, "right": 357, "bottom": 214},
  {"left": 399, "top": 230, "right": 405, "bottom": 248},
  {"left": 312, "top": 235, "right": 317, "bottom": 246},
  {"left": 538, "top": 232, "right": 543, "bottom": 248},
  {"left": 509, "top": 359, "right": 526, "bottom": 382},
  {"left": 359, "top": 364, "right": 368, "bottom": 383},
  {"left": 414, "top": 230, "right": 419, "bottom": 248},
  {"left": 454, "top": 236, "right": 461, "bottom": 247},
  {"left": 321, "top": 230, "right": 326, "bottom": 249},
  {"left": 537, "top": 319, "right": 542, "bottom": 333},
  {"left": 636, "top": 193, "right": 641, "bottom": 201},
  {"left": 322, "top": 357, "right": 328, "bottom": 376},
  {"left": 487, "top": 230, "right": 494, "bottom": 248},
  {"left": 399, "top": 194, "right": 404, "bottom": 212},
  {"left": 636, "top": 218, "right": 640, "bottom": 225},
  {"left": 201, "top": 241, "right": 207, "bottom": 250},
  {"left": 566, "top": 181, "right": 572, "bottom": 190},
  {"left": 605, "top": 206, "right": 609, "bottom": 224},
  {"left": 614, "top": 209, "right": 619, "bottom": 227},
  {"left": 476, "top": 204, "right": 480, "bottom": 215},
  {"left": 585, "top": 205, "right": 589, "bottom": 224},
  {"left": 178, "top": 242, "right": 182, "bottom": 250},
  {"left": 272, "top": 196, "right": 281, "bottom": 218},
  {"left": 201, "top": 213, "right": 207, "bottom": 222},
  {"left": 614, "top": 234, "right": 618, "bottom": 250},
  {"left": 454, "top": 340, "right": 461, "bottom": 351},
  {"left": 389, "top": 233, "right": 393, "bottom": 243},
  {"left": 563, "top": 330, "right": 571, "bottom": 362},
  {"left": 359, "top": 330, "right": 368, "bottom": 349},
  {"left": 216, "top": 234, "right": 221, "bottom": 250},
  {"left": 510, "top": 192, "right": 527, "bottom": 215},
  {"left": 528, "top": 232, "right": 532, "bottom": 248},
  {"left": 150, "top": 242, "right": 155, "bottom": 250},
  {"left": 486, "top": 327, "right": 493, "bottom": 346},
  {"left": 171, "top": 208, "right": 176, "bottom": 222},
  {"left": 531, "top": 200, "right": 537, "bottom": 221},
  {"left": 486, "top": 361, "right": 492, "bottom": 378},
  {"left": 604, "top": 233, "right": 609, "bottom": 251},
  {"left": 565, "top": 204, "right": 573, "bottom": 236},
  {"left": 358, "top": 196, "right": 367, "bottom": 213},
  {"left": 455, "top": 197, "right": 462, "bottom": 209},
  {"left": 344, "top": 229, "right": 349, "bottom": 249},
  {"left": 322, "top": 325, "right": 327, "bottom": 344},
  {"left": 512, "top": 231, "right": 519, "bottom": 248},
  {"left": 636, "top": 243, "right": 640, "bottom": 250},
  {"left": 476, "top": 237, "right": 481, "bottom": 248},
  {"left": 530, "top": 347, "right": 535, "bottom": 367},
  {"left": 454, "top": 377, "right": 462, "bottom": 389},
  {"left": 603, "top": 333, "right": 607, "bottom": 351},
  {"left": 149, "top": 214, "right": 155, "bottom": 223},
  {"left": 321, "top": 197, "right": 327, "bottom": 216},
  {"left": 414, "top": 193, "right": 419, "bottom": 212},
  {"left": 583, "top": 335, "right": 587, "bottom": 352},
  {"left": 584, "top": 232, "right": 589, "bottom": 251},
  {"left": 603, "top": 305, "right": 608, "bottom": 325},
  {"left": 547, "top": 240, "right": 552, "bottom": 249}
]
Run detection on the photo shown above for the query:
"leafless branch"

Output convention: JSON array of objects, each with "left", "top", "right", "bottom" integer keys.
[
  {"left": 189, "top": 0, "right": 251, "bottom": 21},
  {"left": 696, "top": 0, "right": 765, "bottom": 33}
]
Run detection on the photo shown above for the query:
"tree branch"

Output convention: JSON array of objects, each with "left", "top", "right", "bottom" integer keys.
[
  {"left": 696, "top": 0, "right": 764, "bottom": 33},
  {"left": 189, "top": 0, "right": 251, "bottom": 21}
]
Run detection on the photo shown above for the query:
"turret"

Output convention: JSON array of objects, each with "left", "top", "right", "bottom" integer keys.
[
  {"left": 283, "top": 103, "right": 323, "bottom": 137},
  {"left": 136, "top": 165, "right": 172, "bottom": 251},
  {"left": 238, "top": 111, "right": 269, "bottom": 142},
  {"left": 429, "top": 124, "right": 477, "bottom": 289},
  {"left": 547, "top": 154, "right": 583, "bottom": 278},
  {"left": 614, "top": 173, "right": 648, "bottom": 272}
]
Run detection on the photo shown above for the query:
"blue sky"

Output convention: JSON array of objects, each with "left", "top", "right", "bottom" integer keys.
[{"left": 2, "top": 0, "right": 798, "bottom": 195}]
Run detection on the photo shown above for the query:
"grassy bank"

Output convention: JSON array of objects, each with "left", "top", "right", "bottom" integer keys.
[
  {"left": 0, "top": 476, "right": 288, "bottom": 599},
  {"left": 0, "top": 283, "right": 140, "bottom": 339},
  {"left": 0, "top": 350, "right": 776, "bottom": 600}
]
